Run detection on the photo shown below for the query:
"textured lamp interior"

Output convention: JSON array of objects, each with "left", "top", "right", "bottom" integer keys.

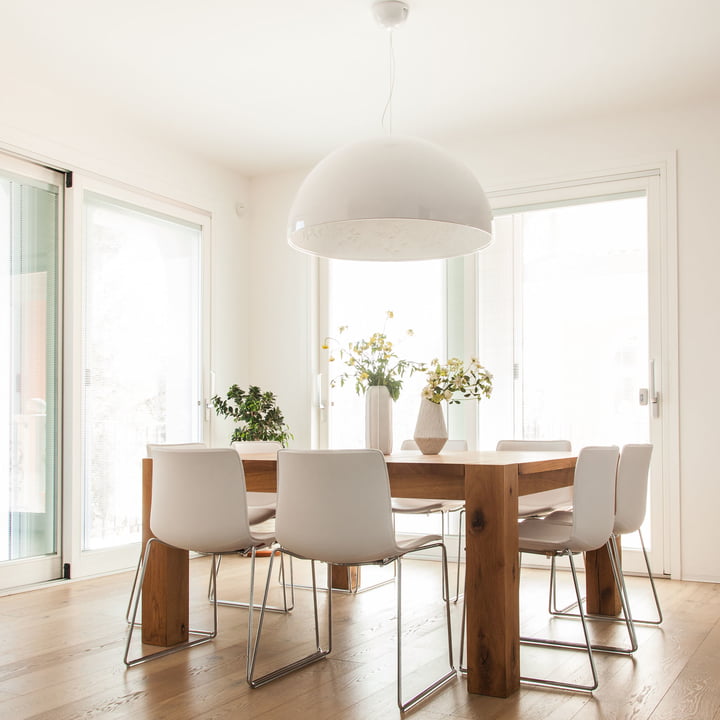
[
  {"left": 289, "top": 218, "right": 491, "bottom": 261},
  {"left": 287, "top": 135, "right": 492, "bottom": 261}
]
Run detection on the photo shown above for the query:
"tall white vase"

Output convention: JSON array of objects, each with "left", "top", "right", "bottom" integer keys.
[
  {"left": 413, "top": 397, "right": 448, "bottom": 455},
  {"left": 365, "top": 385, "right": 393, "bottom": 455}
]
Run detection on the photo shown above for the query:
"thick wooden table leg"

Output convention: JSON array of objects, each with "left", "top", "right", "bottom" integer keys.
[
  {"left": 330, "top": 565, "right": 360, "bottom": 591},
  {"left": 585, "top": 537, "right": 622, "bottom": 616},
  {"left": 464, "top": 464, "right": 520, "bottom": 697},
  {"left": 141, "top": 458, "right": 189, "bottom": 646}
]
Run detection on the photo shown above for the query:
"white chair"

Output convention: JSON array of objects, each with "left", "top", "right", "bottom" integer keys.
[
  {"left": 458, "top": 446, "right": 628, "bottom": 690},
  {"left": 125, "top": 443, "right": 243, "bottom": 622},
  {"left": 247, "top": 449, "right": 456, "bottom": 712},
  {"left": 393, "top": 438, "right": 468, "bottom": 601},
  {"left": 548, "top": 443, "right": 662, "bottom": 627},
  {"left": 516, "top": 446, "right": 636, "bottom": 691},
  {"left": 124, "top": 447, "right": 282, "bottom": 667},
  {"left": 125, "top": 442, "right": 282, "bottom": 621},
  {"left": 495, "top": 439, "right": 574, "bottom": 517},
  {"left": 213, "top": 440, "right": 293, "bottom": 610}
]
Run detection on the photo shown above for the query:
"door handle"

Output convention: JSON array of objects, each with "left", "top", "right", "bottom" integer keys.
[{"left": 649, "top": 359, "right": 660, "bottom": 418}]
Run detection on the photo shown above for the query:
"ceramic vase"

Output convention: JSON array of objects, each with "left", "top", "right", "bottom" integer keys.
[
  {"left": 365, "top": 385, "right": 393, "bottom": 455},
  {"left": 413, "top": 397, "right": 448, "bottom": 455}
]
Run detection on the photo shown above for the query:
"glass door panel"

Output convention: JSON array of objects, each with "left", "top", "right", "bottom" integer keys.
[
  {"left": 479, "top": 189, "right": 663, "bottom": 572},
  {"left": 0, "top": 159, "right": 62, "bottom": 589},
  {"left": 517, "top": 196, "right": 649, "bottom": 448},
  {"left": 82, "top": 193, "right": 202, "bottom": 551}
]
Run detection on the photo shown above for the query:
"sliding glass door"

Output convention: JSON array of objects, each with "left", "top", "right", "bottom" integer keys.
[{"left": 0, "top": 154, "right": 63, "bottom": 590}]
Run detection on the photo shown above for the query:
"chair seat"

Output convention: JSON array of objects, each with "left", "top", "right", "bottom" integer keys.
[
  {"left": 248, "top": 505, "right": 276, "bottom": 525},
  {"left": 246, "top": 529, "right": 277, "bottom": 548},
  {"left": 395, "top": 533, "right": 443, "bottom": 554},
  {"left": 543, "top": 509, "right": 573, "bottom": 525},
  {"left": 247, "top": 491, "right": 277, "bottom": 507},
  {"left": 289, "top": 532, "right": 443, "bottom": 566},
  {"left": 517, "top": 487, "right": 573, "bottom": 518},
  {"left": 180, "top": 528, "right": 276, "bottom": 555},
  {"left": 518, "top": 517, "right": 576, "bottom": 553},
  {"left": 391, "top": 497, "right": 464, "bottom": 513}
]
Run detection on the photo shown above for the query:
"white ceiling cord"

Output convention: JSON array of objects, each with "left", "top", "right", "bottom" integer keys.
[
  {"left": 374, "top": 0, "right": 408, "bottom": 137},
  {"left": 380, "top": 29, "right": 396, "bottom": 136}
]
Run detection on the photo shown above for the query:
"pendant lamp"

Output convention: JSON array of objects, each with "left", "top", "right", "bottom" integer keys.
[{"left": 288, "top": 0, "right": 492, "bottom": 262}]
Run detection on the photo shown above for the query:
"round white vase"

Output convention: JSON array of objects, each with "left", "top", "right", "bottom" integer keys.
[
  {"left": 413, "top": 397, "right": 448, "bottom": 454},
  {"left": 365, "top": 385, "right": 393, "bottom": 455}
]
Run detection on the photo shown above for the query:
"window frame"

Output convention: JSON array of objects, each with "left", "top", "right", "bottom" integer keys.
[{"left": 63, "top": 174, "right": 212, "bottom": 578}]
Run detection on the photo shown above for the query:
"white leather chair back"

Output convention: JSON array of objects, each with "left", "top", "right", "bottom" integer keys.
[
  {"left": 401, "top": 439, "right": 468, "bottom": 452},
  {"left": 147, "top": 442, "right": 205, "bottom": 457},
  {"left": 496, "top": 439, "right": 571, "bottom": 451},
  {"left": 275, "top": 449, "right": 398, "bottom": 564},
  {"left": 567, "top": 446, "right": 619, "bottom": 552},
  {"left": 231, "top": 440, "right": 283, "bottom": 454},
  {"left": 614, "top": 444, "right": 653, "bottom": 535},
  {"left": 150, "top": 447, "right": 254, "bottom": 554}
]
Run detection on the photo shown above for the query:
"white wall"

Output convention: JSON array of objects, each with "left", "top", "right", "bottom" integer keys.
[
  {"left": 248, "top": 172, "right": 314, "bottom": 450},
  {"left": 248, "top": 99, "right": 720, "bottom": 583},
  {"left": 0, "top": 78, "right": 251, "bottom": 449}
]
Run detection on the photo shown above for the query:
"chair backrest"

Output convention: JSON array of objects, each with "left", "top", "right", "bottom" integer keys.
[
  {"left": 275, "top": 449, "right": 398, "bottom": 564},
  {"left": 150, "top": 447, "right": 254, "bottom": 554},
  {"left": 401, "top": 439, "right": 468, "bottom": 452},
  {"left": 567, "top": 446, "right": 619, "bottom": 552},
  {"left": 231, "top": 440, "right": 283, "bottom": 454},
  {"left": 496, "top": 439, "right": 572, "bottom": 451},
  {"left": 614, "top": 444, "right": 653, "bottom": 535},
  {"left": 147, "top": 442, "right": 205, "bottom": 457}
]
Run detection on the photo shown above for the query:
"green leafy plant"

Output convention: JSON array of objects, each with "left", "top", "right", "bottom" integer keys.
[
  {"left": 211, "top": 384, "right": 293, "bottom": 446},
  {"left": 421, "top": 357, "right": 493, "bottom": 405},
  {"left": 322, "top": 311, "right": 424, "bottom": 401}
]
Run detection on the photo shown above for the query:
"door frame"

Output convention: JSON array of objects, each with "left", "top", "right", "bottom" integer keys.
[
  {"left": 0, "top": 152, "right": 65, "bottom": 591},
  {"left": 484, "top": 156, "right": 679, "bottom": 577}
]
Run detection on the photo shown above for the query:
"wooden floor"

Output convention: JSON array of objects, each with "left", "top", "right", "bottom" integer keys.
[{"left": 1, "top": 555, "right": 719, "bottom": 719}]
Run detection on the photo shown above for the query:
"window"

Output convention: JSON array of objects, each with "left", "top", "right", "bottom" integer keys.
[
  {"left": 322, "top": 259, "right": 446, "bottom": 450},
  {"left": 81, "top": 193, "right": 204, "bottom": 551}
]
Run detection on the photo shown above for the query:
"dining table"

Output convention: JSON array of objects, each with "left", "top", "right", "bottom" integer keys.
[{"left": 140, "top": 449, "right": 622, "bottom": 698}]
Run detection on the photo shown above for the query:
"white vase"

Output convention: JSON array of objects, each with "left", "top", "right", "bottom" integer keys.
[
  {"left": 413, "top": 397, "right": 448, "bottom": 455},
  {"left": 365, "top": 385, "right": 393, "bottom": 455}
]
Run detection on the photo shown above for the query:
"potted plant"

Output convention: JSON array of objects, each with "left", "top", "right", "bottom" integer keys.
[
  {"left": 414, "top": 358, "right": 493, "bottom": 454},
  {"left": 211, "top": 384, "right": 293, "bottom": 446}
]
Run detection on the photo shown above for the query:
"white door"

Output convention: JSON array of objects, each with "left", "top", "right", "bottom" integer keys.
[{"left": 478, "top": 172, "right": 676, "bottom": 575}]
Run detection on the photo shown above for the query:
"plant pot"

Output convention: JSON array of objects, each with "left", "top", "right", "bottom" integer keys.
[
  {"left": 365, "top": 385, "right": 393, "bottom": 455},
  {"left": 413, "top": 397, "right": 448, "bottom": 455}
]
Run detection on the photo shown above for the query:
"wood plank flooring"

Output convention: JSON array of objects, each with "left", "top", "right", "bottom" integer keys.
[{"left": 0, "top": 555, "right": 719, "bottom": 719}]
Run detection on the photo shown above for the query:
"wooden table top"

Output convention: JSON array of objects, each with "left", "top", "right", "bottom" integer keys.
[{"left": 237, "top": 449, "right": 577, "bottom": 499}]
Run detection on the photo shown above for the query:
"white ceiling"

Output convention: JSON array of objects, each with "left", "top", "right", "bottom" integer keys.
[{"left": 2, "top": 0, "right": 719, "bottom": 176}]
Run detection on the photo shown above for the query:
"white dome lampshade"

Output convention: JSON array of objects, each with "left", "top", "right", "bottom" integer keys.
[{"left": 287, "top": 135, "right": 493, "bottom": 261}]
